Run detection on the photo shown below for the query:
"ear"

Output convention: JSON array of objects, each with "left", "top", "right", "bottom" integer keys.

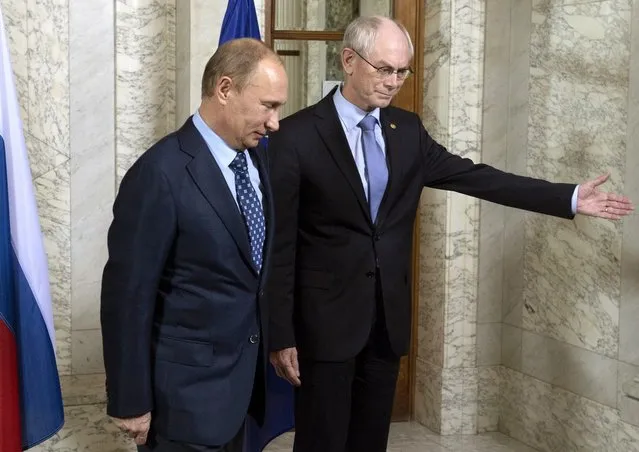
[
  {"left": 341, "top": 48, "right": 356, "bottom": 76},
  {"left": 215, "top": 76, "right": 234, "bottom": 105}
]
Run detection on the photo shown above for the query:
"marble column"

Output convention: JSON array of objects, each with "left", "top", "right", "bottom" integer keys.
[
  {"left": 68, "top": 0, "right": 115, "bottom": 379},
  {"left": 115, "top": 0, "right": 176, "bottom": 182},
  {"left": 415, "top": 0, "right": 486, "bottom": 435}
]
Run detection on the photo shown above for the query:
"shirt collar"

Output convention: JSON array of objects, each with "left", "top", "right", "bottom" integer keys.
[
  {"left": 332, "top": 85, "right": 381, "bottom": 132},
  {"left": 192, "top": 109, "right": 242, "bottom": 167}
]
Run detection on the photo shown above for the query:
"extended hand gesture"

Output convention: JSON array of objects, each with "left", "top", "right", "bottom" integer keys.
[{"left": 576, "top": 174, "right": 634, "bottom": 219}]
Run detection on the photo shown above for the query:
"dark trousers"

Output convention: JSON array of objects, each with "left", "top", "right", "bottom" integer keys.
[
  {"left": 292, "top": 297, "right": 401, "bottom": 452},
  {"left": 138, "top": 422, "right": 244, "bottom": 452}
]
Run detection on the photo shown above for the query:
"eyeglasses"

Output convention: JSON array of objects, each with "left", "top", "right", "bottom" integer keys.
[{"left": 351, "top": 49, "right": 413, "bottom": 81}]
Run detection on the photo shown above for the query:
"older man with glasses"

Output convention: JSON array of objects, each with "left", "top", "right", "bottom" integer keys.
[{"left": 266, "top": 15, "right": 633, "bottom": 452}]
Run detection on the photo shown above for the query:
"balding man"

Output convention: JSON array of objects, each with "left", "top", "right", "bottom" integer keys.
[
  {"left": 267, "top": 15, "right": 633, "bottom": 452},
  {"left": 101, "top": 38, "right": 288, "bottom": 452}
]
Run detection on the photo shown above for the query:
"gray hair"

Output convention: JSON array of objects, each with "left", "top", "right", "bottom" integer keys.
[{"left": 342, "top": 15, "right": 414, "bottom": 58}]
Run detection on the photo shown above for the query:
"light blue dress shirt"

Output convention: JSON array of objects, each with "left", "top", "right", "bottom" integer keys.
[
  {"left": 332, "top": 87, "right": 578, "bottom": 214},
  {"left": 192, "top": 109, "right": 263, "bottom": 207}
]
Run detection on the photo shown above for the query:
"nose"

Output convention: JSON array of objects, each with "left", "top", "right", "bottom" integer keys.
[
  {"left": 266, "top": 110, "right": 280, "bottom": 132},
  {"left": 383, "top": 73, "right": 400, "bottom": 88}
]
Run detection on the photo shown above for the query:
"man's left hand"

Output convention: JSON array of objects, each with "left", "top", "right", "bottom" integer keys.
[{"left": 577, "top": 173, "right": 634, "bottom": 219}]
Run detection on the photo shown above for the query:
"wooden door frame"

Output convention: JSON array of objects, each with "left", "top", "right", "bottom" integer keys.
[{"left": 264, "top": 0, "right": 424, "bottom": 421}]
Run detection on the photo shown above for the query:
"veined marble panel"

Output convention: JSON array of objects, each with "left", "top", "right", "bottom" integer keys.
[
  {"left": 500, "top": 367, "right": 618, "bottom": 452},
  {"left": 414, "top": 357, "right": 443, "bottom": 434},
  {"left": 521, "top": 330, "right": 617, "bottom": 407},
  {"left": 619, "top": 0, "right": 639, "bottom": 367},
  {"left": 165, "top": 0, "right": 176, "bottom": 131},
  {"left": 442, "top": 0, "right": 484, "bottom": 369},
  {"left": 477, "top": 365, "right": 501, "bottom": 433},
  {"left": 423, "top": 0, "right": 451, "bottom": 143},
  {"left": 69, "top": 0, "right": 115, "bottom": 331},
  {"left": 2, "top": 0, "right": 28, "bottom": 121},
  {"left": 438, "top": 366, "right": 479, "bottom": 435},
  {"left": 35, "top": 160, "right": 71, "bottom": 375},
  {"left": 478, "top": 0, "right": 510, "bottom": 332},
  {"left": 115, "top": 0, "right": 173, "bottom": 181},
  {"left": 26, "top": 0, "right": 69, "bottom": 156},
  {"left": 417, "top": 189, "right": 447, "bottom": 369},
  {"left": 524, "top": 0, "right": 630, "bottom": 358}
]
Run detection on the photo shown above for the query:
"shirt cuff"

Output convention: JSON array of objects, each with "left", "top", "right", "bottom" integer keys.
[{"left": 571, "top": 185, "right": 579, "bottom": 215}]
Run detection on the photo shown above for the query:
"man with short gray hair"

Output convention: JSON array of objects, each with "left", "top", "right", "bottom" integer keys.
[{"left": 267, "top": 15, "right": 633, "bottom": 452}]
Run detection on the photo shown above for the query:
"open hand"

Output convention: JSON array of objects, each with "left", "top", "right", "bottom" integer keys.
[
  {"left": 270, "top": 347, "right": 301, "bottom": 386},
  {"left": 576, "top": 174, "right": 634, "bottom": 219}
]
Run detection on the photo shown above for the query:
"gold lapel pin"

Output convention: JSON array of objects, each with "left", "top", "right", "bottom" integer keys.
[{"left": 390, "top": 123, "right": 397, "bottom": 129}]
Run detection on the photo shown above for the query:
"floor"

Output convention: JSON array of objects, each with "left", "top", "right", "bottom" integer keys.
[{"left": 264, "top": 422, "right": 540, "bottom": 452}]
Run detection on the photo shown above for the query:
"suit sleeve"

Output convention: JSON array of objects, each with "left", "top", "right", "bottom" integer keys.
[
  {"left": 416, "top": 115, "right": 576, "bottom": 219},
  {"left": 266, "top": 131, "right": 300, "bottom": 352},
  {"left": 100, "top": 158, "right": 176, "bottom": 418}
]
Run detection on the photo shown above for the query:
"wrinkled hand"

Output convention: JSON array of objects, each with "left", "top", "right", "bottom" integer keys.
[
  {"left": 270, "top": 347, "right": 301, "bottom": 386},
  {"left": 577, "top": 174, "right": 634, "bottom": 219},
  {"left": 112, "top": 412, "right": 151, "bottom": 445}
]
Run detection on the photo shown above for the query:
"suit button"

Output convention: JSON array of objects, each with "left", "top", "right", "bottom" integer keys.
[
  {"left": 366, "top": 271, "right": 375, "bottom": 278},
  {"left": 259, "top": 290, "right": 264, "bottom": 297},
  {"left": 249, "top": 334, "right": 259, "bottom": 344},
  {"left": 374, "top": 234, "right": 381, "bottom": 241}
]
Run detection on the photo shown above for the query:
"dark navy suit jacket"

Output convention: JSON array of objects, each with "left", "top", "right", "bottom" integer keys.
[{"left": 101, "top": 117, "right": 273, "bottom": 446}]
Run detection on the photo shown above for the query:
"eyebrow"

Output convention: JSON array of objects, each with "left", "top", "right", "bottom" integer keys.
[{"left": 376, "top": 59, "right": 410, "bottom": 69}]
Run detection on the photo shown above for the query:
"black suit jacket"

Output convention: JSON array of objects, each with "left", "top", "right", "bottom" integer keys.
[
  {"left": 101, "top": 118, "right": 273, "bottom": 445},
  {"left": 266, "top": 89, "right": 576, "bottom": 361}
]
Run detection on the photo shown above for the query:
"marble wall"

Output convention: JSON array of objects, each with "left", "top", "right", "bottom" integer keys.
[
  {"left": 473, "top": 0, "right": 639, "bottom": 450},
  {"left": 418, "top": 1, "right": 639, "bottom": 450}
]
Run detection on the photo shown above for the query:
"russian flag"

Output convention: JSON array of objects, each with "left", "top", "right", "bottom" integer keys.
[
  {"left": 218, "top": 2, "right": 295, "bottom": 451},
  {"left": 0, "top": 7, "right": 64, "bottom": 451}
]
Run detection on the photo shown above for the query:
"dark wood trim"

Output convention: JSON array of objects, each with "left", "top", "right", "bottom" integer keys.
[
  {"left": 390, "top": 0, "right": 425, "bottom": 422},
  {"left": 276, "top": 49, "right": 301, "bottom": 56},
  {"left": 265, "top": 0, "right": 272, "bottom": 45},
  {"left": 272, "top": 30, "right": 344, "bottom": 41}
]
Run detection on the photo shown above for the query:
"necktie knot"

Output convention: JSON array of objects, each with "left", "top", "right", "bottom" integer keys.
[
  {"left": 358, "top": 115, "right": 377, "bottom": 132},
  {"left": 229, "top": 152, "right": 249, "bottom": 174}
]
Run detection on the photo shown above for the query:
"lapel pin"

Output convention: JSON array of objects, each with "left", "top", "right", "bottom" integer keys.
[{"left": 390, "top": 123, "right": 397, "bottom": 129}]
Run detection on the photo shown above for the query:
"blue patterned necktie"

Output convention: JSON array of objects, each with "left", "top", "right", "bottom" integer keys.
[
  {"left": 358, "top": 115, "right": 388, "bottom": 222},
  {"left": 229, "top": 152, "right": 265, "bottom": 270}
]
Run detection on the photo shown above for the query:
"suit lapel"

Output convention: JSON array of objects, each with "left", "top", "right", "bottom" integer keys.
[
  {"left": 177, "top": 118, "right": 255, "bottom": 274},
  {"left": 375, "top": 108, "right": 406, "bottom": 228},
  {"left": 314, "top": 93, "right": 371, "bottom": 222}
]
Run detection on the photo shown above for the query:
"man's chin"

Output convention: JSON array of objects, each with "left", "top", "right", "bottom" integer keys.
[{"left": 376, "top": 98, "right": 393, "bottom": 108}]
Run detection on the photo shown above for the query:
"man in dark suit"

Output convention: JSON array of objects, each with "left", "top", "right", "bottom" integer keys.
[
  {"left": 267, "top": 15, "right": 634, "bottom": 452},
  {"left": 100, "top": 38, "right": 288, "bottom": 452}
]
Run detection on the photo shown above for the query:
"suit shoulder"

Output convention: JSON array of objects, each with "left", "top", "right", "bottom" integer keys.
[
  {"left": 126, "top": 132, "right": 186, "bottom": 173},
  {"left": 117, "top": 133, "right": 193, "bottom": 194},
  {"left": 384, "top": 105, "right": 421, "bottom": 125},
  {"left": 279, "top": 103, "right": 317, "bottom": 129}
]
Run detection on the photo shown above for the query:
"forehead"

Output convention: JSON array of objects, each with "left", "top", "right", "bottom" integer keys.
[
  {"left": 242, "top": 61, "right": 287, "bottom": 100},
  {"left": 368, "top": 28, "right": 412, "bottom": 67}
]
